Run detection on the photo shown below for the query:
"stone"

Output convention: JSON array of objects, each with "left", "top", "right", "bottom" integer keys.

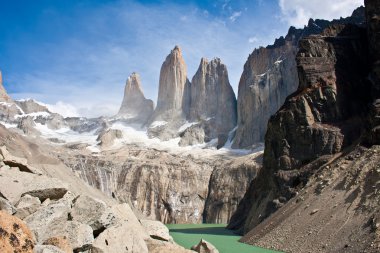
[
  {"left": 140, "top": 219, "right": 173, "bottom": 242},
  {"left": 34, "top": 245, "right": 66, "bottom": 253},
  {"left": 97, "top": 129, "right": 123, "bottom": 149},
  {"left": 117, "top": 72, "right": 154, "bottom": 124},
  {"left": 51, "top": 221, "right": 93, "bottom": 252},
  {"left": 91, "top": 223, "right": 148, "bottom": 253},
  {"left": 71, "top": 195, "right": 115, "bottom": 233},
  {"left": 43, "top": 236, "right": 73, "bottom": 253},
  {"left": 15, "top": 194, "right": 41, "bottom": 220},
  {"left": 0, "top": 71, "right": 12, "bottom": 103},
  {"left": 189, "top": 58, "right": 237, "bottom": 140},
  {"left": 191, "top": 239, "right": 219, "bottom": 253},
  {"left": 24, "top": 202, "right": 70, "bottom": 243},
  {"left": 17, "top": 116, "right": 40, "bottom": 135},
  {"left": 109, "top": 203, "right": 150, "bottom": 240},
  {"left": 0, "top": 145, "right": 43, "bottom": 174},
  {"left": 146, "top": 239, "right": 193, "bottom": 253},
  {"left": 0, "top": 210, "right": 35, "bottom": 253},
  {"left": 0, "top": 196, "right": 16, "bottom": 215},
  {"left": 0, "top": 169, "right": 68, "bottom": 204},
  {"left": 179, "top": 125, "right": 205, "bottom": 146},
  {"left": 15, "top": 99, "right": 50, "bottom": 114}
]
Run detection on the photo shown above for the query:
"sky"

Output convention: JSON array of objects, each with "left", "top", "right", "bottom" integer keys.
[{"left": 0, "top": 0, "right": 363, "bottom": 117}]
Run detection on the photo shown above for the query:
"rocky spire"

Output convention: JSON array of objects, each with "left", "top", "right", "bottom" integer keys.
[
  {"left": 0, "top": 71, "right": 12, "bottom": 102},
  {"left": 190, "top": 57, "right": 237, "bottom": 136},
  {"left": 153, "top": 45, "right": 190, "bottom": 120},
  {"left": 117, "top": 72, "right": 154, "bottom": 124}
]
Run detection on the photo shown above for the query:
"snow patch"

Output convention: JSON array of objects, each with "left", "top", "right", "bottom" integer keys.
[
  {"left": 150, "top": 121, "right": 167, "bottom": 128},
  {"left": 178, "top": 122, "right": 198, "bottom": 133}
]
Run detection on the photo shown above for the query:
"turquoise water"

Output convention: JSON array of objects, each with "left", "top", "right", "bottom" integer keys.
[{"left": 167, "top": 223, "right": 281, "bottom": 253}]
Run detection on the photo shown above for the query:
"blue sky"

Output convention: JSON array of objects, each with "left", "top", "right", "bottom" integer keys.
[{"left": 0, "top": 0, "right": 362, "bottom": 117}]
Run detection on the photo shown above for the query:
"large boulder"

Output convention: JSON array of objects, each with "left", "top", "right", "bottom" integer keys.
[
  {"left": 0, "top": 210, "right": 35, "bottom": 253},
  {"left": 71, "top": 195, "right": 115, "bottom": 233},
  {"left": 91, "top": 223, "right": 148, "bottom": 253},
  {"left": 191, "top": 239, "right": 219, "bottom": 253},
  {"left": 0, "top": 169, "right": 68, "bottom": 204},
  {"left": 97, "top": 129, "right": 123, "bottom": 149},
  {"left": 0, "top": 196, "right": 16, "bottom": 215},
  {"left": 15, "top": 194, "right": 41, "bottom": 220},
  {"left": 140, "top": 219, "right": 173, "bottom": 242}
]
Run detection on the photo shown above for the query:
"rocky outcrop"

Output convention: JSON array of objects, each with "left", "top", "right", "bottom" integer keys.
[
  {"left": 97, "top": 129, "right": 123, "bottom": 148},
  {"left": 233, "top": 7, "right": 366, "bottom": 148},
  {"left": 148, "top": 46, "right": 191, "bottom": 140},
  {"left": 189, "top": 58, "right": 237, "bottom": 140},
  {"left": 229, "top": 21, "right": 371, "bottom": 234},
  {"left": 366, "top": 0, "right": 380, "bottom": 144},
  {"left": 16, "top": 99, "right": 49, "bottom": 114},
  {"left": 117, "top": 72, "right": 154, "bottom": 124},
  {"left": 0, "top": 71, "right": 12, "bottom": 103}
]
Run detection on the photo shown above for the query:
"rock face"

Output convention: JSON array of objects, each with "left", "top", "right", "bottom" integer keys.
[
  {"left": 153, "top": 45, "right": 190, "bottom": 121},
  {"left": 189, "top": 58, "right": 237, "bottom": 140},
  {"left": 228, "top": 22, "right": 371, "bottom": 233},
  {"left": 0, "top": 71, "right": 12, "bottom": 103},
  {"left": 366, "top": 0, "right": 380, "bottom": 144},
  {"left": 233, "top": 7, "right": 366, "bottom": 148},
  {"left": 16, "top": 99, "right": 49, "bottom": 114},
  {"left": 117, "top": 72, "right": 154, "bottom": 124}
]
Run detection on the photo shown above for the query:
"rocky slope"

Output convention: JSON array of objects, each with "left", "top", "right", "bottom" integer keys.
[
  {"left": 117, "top": 72, "right": 154, "bottom": 124},
  {"left": 189, "top": 58, "right": 237, "bottom": 142},
  {"left": 233, "top": 7, "right": 365, "bottom": 148},
  {"left": 227, "top": 2, "right": 380, "bottom": 252},
  {"left": 0, "top": 124, "right": 194, "bottom": 253},
  {"left": 229, "top": 20, "right": 371, "bottom": 234}
]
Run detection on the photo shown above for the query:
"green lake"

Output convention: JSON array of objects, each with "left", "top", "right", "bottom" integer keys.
[{"left": 166, "top": 223, "right": 281, "bottom": 253}]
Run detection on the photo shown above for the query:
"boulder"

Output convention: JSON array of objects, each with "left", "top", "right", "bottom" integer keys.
[
  {"left": 0, "top": 145, "right": 43, "bottom": 174},
  {"left": 15, "top": 194, "right": 41, "bottom": 220},
  {"left": 179, "top": 125, "right": 205, "bottom": 146},
  {"left": 0, "top": 169, "right": 68, "bottom": 204},
  {"left": 91, "top": 223, "right": 148, "bottom": 253},
  {"left": 0, "top": 210, "right": 35, "bottom": 253},
  {"left": 97, "top": 129, "right": 123, "bottom": 148},
  {"left": 140, "top": 219, "right": 173, "bottom": 242},
  {"left": 43, "top": 236, "right": 73, "bottom": 253},
  {"left": 146, "top": 239, "right": 193, "bottom": 253},
  {"left": 110, "top": 203, "right": 150, "bottom": 240},
  {"left": 17, "top": 116, "right": 40, "bottom": 135},
  {"left": 0, "top": 196, "right": 16, "bottom": 215},
  {"left": 191, "top": 239, "right": 219, "bottom": 253},
  {"left": 71, "top": 195, "right": 115, "bottom": 233},
  {"left": 34, "top": 245, "right": 66, "bottom": 253}
]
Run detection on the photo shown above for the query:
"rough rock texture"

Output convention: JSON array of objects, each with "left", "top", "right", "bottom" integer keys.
[
  {"left": 0, "top": 210, "right": 35, "bottom": 253},
  {"left": 154, "top": 45, "right": 190, "bottom": 120},
  {"left": 366, "top": 0, "right": 380, "bottom": 144},
  {"left": 18, "top": 116, "right": 40, "bottom": 135},
  {"left": 203, "top": 152, "right": 261, "bottom": 223},
  {"left": 16, "top": 99, "right": 49, "bottom": 114},
  {"left": 191, "top": 239, "right": 219, "bottom": 253},
  {"left": 34, "top": 245, "right": 65, "bottom": 253},
  {"left": 241, "top": 146, "right": 380, "bottom": 253},
  {"left": 179, "top": 125, "right": 205, "bottom": 146},
  {"left": 140, "top": 219, "right": 173, "bottom": 242},
  {"left": 229, "top": 23, "right": 371, "bottom": 234},
  {"left": 91, "top": 223, "right": 149, "bottom": 253},
  {"left": 117, "top": 72, "right": 154, "bottom": 124},
  {"left": 233, "top": 7, "right": 366, "bottom": 148},
  {"left": 0, "top": 196, "right": 16, "bottom": 215},
  {"left": 148, "top": 46, "right": 190, "bottom": 140},
  {"left": 43, "top": 236, "right": 72, "bottom": 253},
  {"left": 147, "top": 239, "right": 194, "bottom": 253},
  {"left": 15, "top": 194, "right": 41, "bottom": 220},
  {"left": 0, "top": 71, "right": 12, "bottom": 103},
  {"left": 189, "top": 58, "right": 237, "bottom": 139},
  {"left": 97, "top": 129, "right": 123, "bottom": 148}
]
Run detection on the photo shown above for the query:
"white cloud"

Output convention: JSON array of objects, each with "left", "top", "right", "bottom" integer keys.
[
  {"left": 279, "top": 0, "right": 364, "bottom": 27},
  {"left": 229, "top": 11, "right": 242, "bottom": 22},
  {"left": 248, "top": 37, "right": 258, "bottom": 44}
]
